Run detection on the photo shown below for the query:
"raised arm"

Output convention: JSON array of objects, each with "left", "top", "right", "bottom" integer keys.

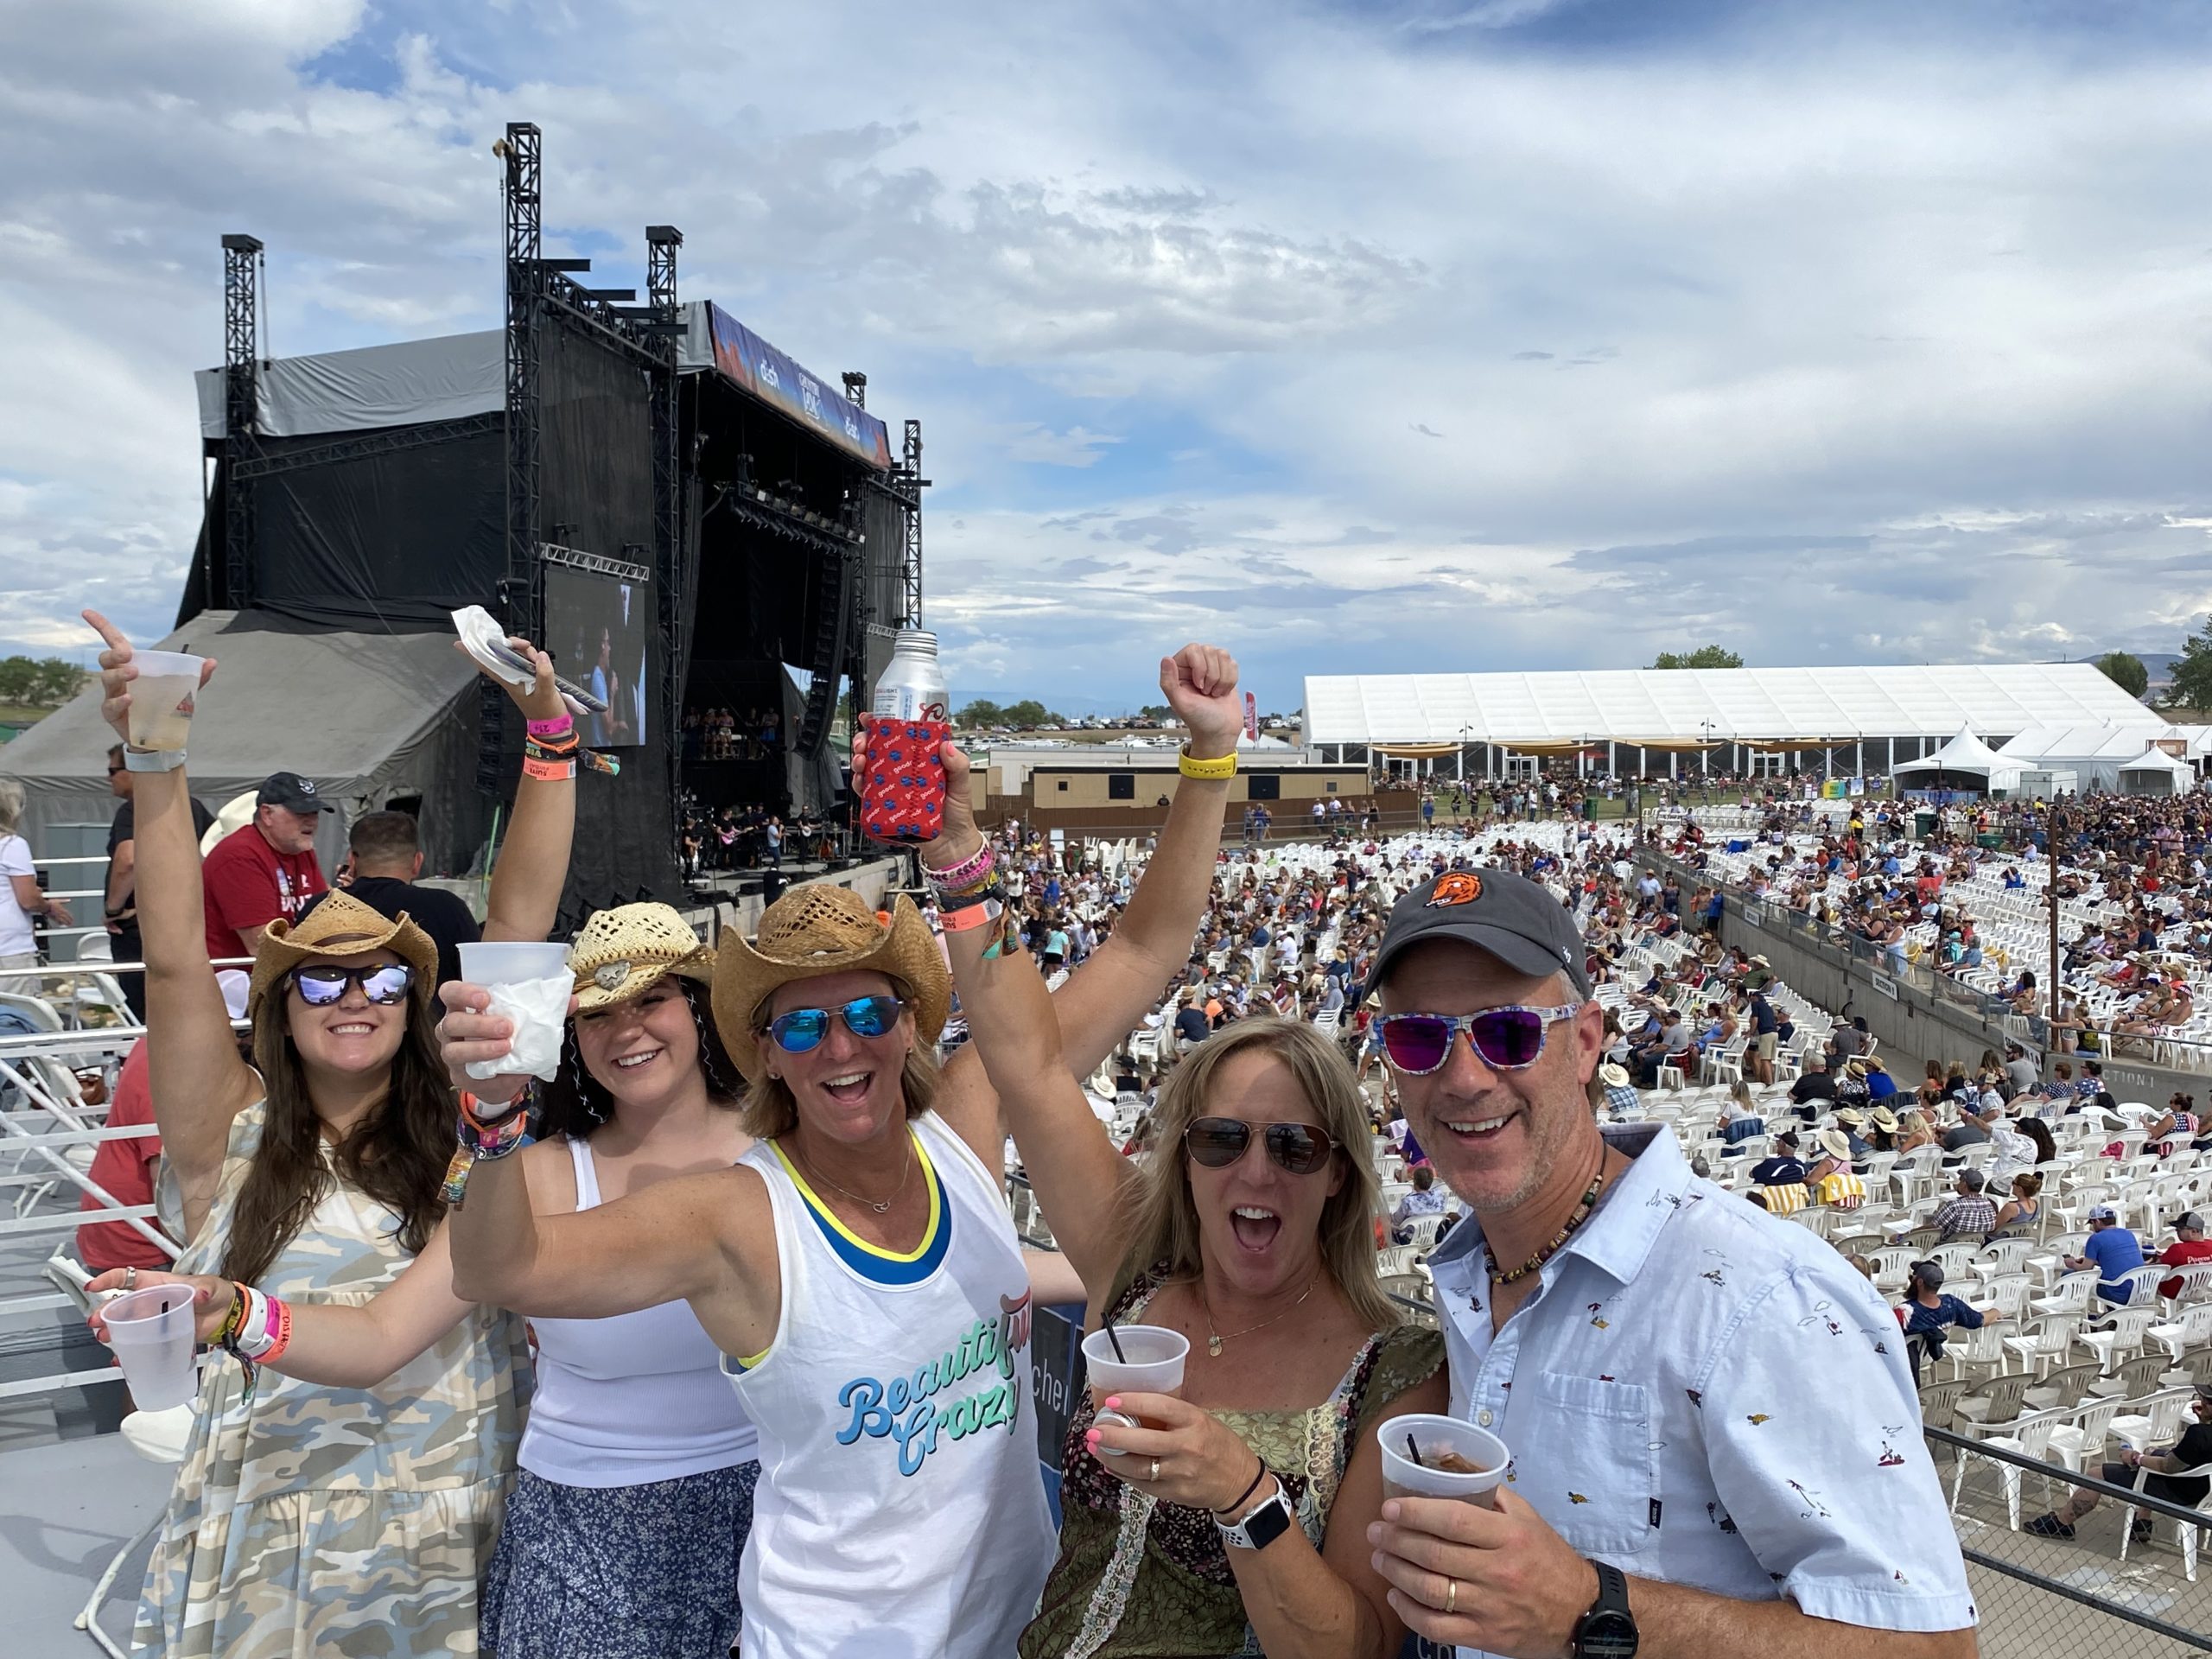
[
  {"left": 472, "top": 639, "right": 578, "bottom": 944},
  {"left": 937, "top": 858, "right": 1135, "bottom": 1301},
  {"left": 83, "top": 610, "right": 255, "bottom": 1236},
  {"left": 1027, "top": 645, "right": 1243, "bottom": 1074}
]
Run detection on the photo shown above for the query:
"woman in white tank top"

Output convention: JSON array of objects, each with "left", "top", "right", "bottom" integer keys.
[{"left": 441, "top": 645, "right": 1251, "bottom": 1659}]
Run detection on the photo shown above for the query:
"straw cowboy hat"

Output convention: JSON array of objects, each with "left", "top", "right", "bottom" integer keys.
[
  {"left": 248, "top": 889, "right": 437, "bottom": 1015},
  {"left": 569, "top": 903, "right": 715, "bottom": 1014},
  {"left": 1598, "top": 1062, "right": 1631, "bottom": 1089},
  {"left": 713, "top": 884, "right": 950, "bottom": 1084},
  {"left": 1814, "top": 1128, "right": 1853, "bottom": 1163},
  {"left": 1834, "top": 1107, "right": 1866, "bottom": 1129},
  {"left": 1870, "top": 1105, "right": 1899, "bottom": 1133}
]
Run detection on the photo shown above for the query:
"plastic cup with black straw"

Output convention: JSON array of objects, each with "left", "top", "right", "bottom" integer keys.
[
  {"left": 1379, "top": 1413, "right": 1509, "bottom": 1507},
  {"left": 1081, "top": 1318, "right": 1188, "bottom": 1458}
]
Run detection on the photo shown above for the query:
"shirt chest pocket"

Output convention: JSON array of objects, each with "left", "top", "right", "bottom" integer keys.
[{"left": 1519, "top": 1372, "right": 1655, "bottom": 1557}]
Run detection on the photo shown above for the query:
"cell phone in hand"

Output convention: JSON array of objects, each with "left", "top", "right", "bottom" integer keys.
[{"left": 471, "top": 632, "right": 610, "bottom": 715}]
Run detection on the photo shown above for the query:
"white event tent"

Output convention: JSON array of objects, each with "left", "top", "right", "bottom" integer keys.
[
  {"left": 1299, "top": 663, "right": 2150, "bottom": 779},
  {"left": 2117, "top": 746, "right": 2196, "bottom": 795},
  {"left": 1890, "top": 728, "right": 2023, "bottom": 797},
  {"left": 1995, "top": 721, "right": 2196, "bottom": 792}
]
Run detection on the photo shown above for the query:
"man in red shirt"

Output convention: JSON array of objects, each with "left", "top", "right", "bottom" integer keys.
[
  {"left": 200, "top": 771, "right": 333, "bottom": 963},
  {"left": 76, "top": 971, "right": 251, "bottom": 1273},
  {"left": 2158, "top": 1212, "right": 2212, "bottom": 1302}
]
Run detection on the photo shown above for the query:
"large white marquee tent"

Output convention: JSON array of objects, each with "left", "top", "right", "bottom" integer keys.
[{"left": 1301, "top": 663, "right": 2159, "bottom": 779}]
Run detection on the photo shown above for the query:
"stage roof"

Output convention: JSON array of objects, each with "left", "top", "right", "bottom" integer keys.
[
  {"left": 194, "top": 300, "right": 890, "bottom": 467},
  {"left": 1300, "top": 664, "right": 2151, "bottom": 747}
]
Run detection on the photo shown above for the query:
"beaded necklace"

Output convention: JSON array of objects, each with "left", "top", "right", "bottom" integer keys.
[{"left": 1485, "top": 1160, "right": 1610, "bottom": 1286}]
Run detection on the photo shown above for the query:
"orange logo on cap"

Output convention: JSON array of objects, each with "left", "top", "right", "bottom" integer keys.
[{"left": 1428, "top": 873, "right": 1483, "bottom": 907}]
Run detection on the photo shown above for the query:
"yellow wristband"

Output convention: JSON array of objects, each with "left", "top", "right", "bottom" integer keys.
[{"left": 1178, "top": 746, "right": 1237, "bottom": 781}]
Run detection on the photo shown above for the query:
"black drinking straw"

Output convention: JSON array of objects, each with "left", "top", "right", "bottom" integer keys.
[
  {"left": 1102, "top": 1313, "right": 1128, "bottom": 1363},
  {"left": 1405, "top": 1432, "right": 1425, "bottom": 1467}
]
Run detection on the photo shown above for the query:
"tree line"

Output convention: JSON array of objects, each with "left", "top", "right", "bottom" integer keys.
[{"left": 0, "top": 655, "right": 89, "bottom": 708}]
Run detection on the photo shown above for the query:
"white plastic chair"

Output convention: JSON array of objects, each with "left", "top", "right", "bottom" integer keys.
[
  {"left": 2075, "top": 1307, "right": 2157, "bottom": 1376},
  {"left": 2119, "top": 1459, "right": 2212, "bottom": 1582},
  {"left": 2149, "top": 1302, "right": 2212, "bottom": 1367}
]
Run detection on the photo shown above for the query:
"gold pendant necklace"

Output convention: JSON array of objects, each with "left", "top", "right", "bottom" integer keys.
[
  {"left": 1202, "top": 1274, "right": 1319, "bottom": 1357},
  {"left": 791, "top": 1133, "right": 913, "bottom": 1216}
]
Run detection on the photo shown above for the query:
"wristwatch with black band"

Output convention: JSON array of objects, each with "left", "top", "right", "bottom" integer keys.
[{"left": 1573, "top": 1560, "right": 1638, "bottom": 1658}]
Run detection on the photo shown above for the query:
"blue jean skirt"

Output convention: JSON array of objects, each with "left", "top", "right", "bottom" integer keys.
[{"left": 480, "top": 1460, "right": 760, "bottom": 1658}]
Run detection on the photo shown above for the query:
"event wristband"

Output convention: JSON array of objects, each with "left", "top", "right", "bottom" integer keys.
[
  {"left": 525, "top": 716, "right": 575, "bottom": 738},
  {"left": 923, "top": 843, "right": 995, "bottom": 890},
  {"left": 938, "top": 898, "right": 1004, "bottom": 935},
  {"left": 523, "top": 756, "right": 576, "bottom": 782},
  {"left": 461, "top": 1086, "right": 536, "bottom": 1132},
  {"left": 1177, "top": 746, "right": 1237, "bottom": 781},
  {"left": 122, "top": 747, "right": 187, "bottom": 773}
]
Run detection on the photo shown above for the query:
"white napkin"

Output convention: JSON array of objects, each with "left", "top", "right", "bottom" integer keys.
[{"left": 466, "top": 970, "right": 576, "bottom": 1082}]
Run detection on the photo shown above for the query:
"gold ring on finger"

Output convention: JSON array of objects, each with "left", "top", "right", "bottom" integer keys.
[
  {"left": 1149, "top": 1457, "right": 1160, "bottom": 1482},
  {"left": 1446, "top": 1578, "right": 1458, "bottom": 1616}
]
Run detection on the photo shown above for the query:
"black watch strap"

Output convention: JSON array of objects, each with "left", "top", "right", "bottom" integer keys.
[{"left": 1573, "top": 1560, "right": 1639, "bottom": 1659}]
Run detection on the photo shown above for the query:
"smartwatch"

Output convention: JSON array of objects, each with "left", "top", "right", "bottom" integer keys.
[
  {"left": 1216, "top": 1484, "right": 1294, "bottom": 1552},
  {"left": 122, "top": 747, "right": 187, "bottom": 773},
  {"left": 1573, "top": 1560, "right": 1638, "bottom": 1659}
]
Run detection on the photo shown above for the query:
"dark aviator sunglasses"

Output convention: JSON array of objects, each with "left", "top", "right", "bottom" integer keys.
[{"left": 1182, "top": 1116, "right": 1340, "bottom": 1176}]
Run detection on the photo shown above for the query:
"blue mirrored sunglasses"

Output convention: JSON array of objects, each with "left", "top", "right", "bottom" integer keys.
[
  {"left": 290, "top": 963, "right": 413, "bottom": 1007},
  {"left": 766, "top": 994, "right": 906, "bottom": 1055}
]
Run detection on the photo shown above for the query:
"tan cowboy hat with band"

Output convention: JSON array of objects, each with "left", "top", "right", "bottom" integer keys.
[
  {"left": 1598, "top": 1062, "right": 1631, "bottom": 1089},
  {"left": 1870, "top": 1104, "right": 1899, "bottom": 1133},
  {"left": 248, "top": 889, "right": 438, "bottom": 1014},
  {"left": 713, "top": 884, "right": 950, "bottom": 1084},
  {"left": 569, "top": 903, "right": 715, "bottom": 1014}
]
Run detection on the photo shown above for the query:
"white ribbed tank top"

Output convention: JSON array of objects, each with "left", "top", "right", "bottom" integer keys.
[
  {"left": 518, "top": 1136, "right": 760, "bottom": 1486},
  {"left": 722, "top": 1112, "right": 1053, "bottom": 1659}
]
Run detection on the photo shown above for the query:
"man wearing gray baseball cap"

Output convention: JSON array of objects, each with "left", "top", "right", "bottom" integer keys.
[{"left": 1362, "top": 868, "right": 1975, "bottom": 1659}]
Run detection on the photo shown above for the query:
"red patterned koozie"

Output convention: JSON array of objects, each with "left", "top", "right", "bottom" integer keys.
[{"left": 858, "top": 715, "right": 950, "bottom": 842}]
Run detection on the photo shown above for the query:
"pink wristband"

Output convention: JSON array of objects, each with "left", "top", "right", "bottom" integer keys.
[{"left": 527, "top": 716, "right": 575, "bottom": 737}]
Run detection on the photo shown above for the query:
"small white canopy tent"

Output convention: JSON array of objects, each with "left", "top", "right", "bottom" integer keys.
[
  {"left": 2117, "top": 746, "right": 2195, "bottom": 796},
  {"left": 1891, "top": 727, "right": 2023, "bottom": 796}
]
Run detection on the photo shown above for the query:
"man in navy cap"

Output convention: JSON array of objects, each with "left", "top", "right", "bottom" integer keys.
[
  {"left": 1362, "top": 868, "right": 1975, "bottom": 1659},
  {"left": 200, "top": 771, "right": 334, "bottom": 963}
]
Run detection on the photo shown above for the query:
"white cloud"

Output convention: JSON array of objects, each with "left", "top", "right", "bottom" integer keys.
[{"left": 1, "top": 1, "right": 2209, "bottom": 704}]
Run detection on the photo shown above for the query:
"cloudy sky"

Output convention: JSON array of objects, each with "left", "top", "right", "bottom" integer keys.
[{"left": 4, "top": 0, "right": 2211, "bottom": 714}]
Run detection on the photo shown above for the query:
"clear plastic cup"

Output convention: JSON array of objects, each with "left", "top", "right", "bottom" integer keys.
[
  {"left": 1081, "top": 1325, "right": 1189, "bottom": 1457},
  {"left": 1378, "top": 1413, "right": 1510, "bottom": 1509},
  {"left": 456, "top": 942, "right": 574, "bottom": 987},
  {"left": 125, "top": 651, "right": 205, "bottom": 753},
  {"left": 102, "top": 1285, "right": 200, "bottom": 1410}
]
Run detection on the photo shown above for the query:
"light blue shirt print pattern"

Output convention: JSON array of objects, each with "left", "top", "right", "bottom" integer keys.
[{"left": 1425, "top": 1125, "right": 1974, "bottom": 1657}]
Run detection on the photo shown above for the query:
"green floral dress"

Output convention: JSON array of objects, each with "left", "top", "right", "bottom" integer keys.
[
  {"left": 136, "top": 1101, "right": 531, "bottom": 1656},
  {"left": 1020, "top": 1268, "right": 1443, "bottom": 1658}
]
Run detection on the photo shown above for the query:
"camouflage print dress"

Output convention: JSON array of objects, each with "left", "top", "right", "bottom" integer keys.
[{"left": 135, "top": 1102, "right": 531, "bottom": 1657}]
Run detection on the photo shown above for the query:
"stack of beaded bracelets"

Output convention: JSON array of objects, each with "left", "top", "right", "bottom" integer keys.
[
  {"left": 524, "top": 716, "right": 579, "bottom": 783},
  {"left": 924, "top": 842, "right": 1022, "bottom": 957},
  {"left": 440, "top": 1083, "right": 542, "bottom": 1205},
  {"left": 214, "top": 1281, "right": 295, "bottom": 1403}
]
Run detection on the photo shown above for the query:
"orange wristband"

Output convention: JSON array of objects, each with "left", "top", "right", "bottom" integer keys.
[
  {"left": 938, "top": 899, "right": 1003, "bottom": 934},
  {"left": 523, "top": 755, "right": 575, "bottom": 782}
]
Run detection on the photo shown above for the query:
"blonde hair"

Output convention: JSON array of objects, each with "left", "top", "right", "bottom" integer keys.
[
  {"left": 740, "top": 1046, "right": 940, "bottom": 1140},
  {"left": 0, "top": 777, "right": 23, "bottom": 838},
  {"left": 1103, "top": 1017, "right": 1397, "bottom": 1334}
]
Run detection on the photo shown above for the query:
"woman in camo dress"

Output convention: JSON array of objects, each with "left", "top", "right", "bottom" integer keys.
[{"left": 80, "top": 611, "right": 568, "bottom": 1657}]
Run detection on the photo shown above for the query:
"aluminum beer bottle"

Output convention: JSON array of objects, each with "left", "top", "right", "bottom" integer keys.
[{"left": 860, "top": 630, "right": 951, "bottom": 841}]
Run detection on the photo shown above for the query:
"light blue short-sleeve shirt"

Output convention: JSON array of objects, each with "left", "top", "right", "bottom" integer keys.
[{"left": 1426, "top": 1124, "right": 1974, "bottom": 1656}]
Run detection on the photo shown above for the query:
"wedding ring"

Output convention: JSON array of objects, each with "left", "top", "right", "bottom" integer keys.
[
  {"left": 123, "top": 1267, "right": 137, "bottom": 1292},
  {"left": 1149, "top": 1458, "right": 1161, "bottom": 1482},
  {"left": 1446, "top": 1578, "right": 1458, "bottom": 1615}
]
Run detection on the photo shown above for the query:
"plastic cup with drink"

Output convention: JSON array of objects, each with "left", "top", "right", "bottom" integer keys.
[
  {"left": 455, "top": 942, "right": 577, "bottom": 1083},
  {"left": 1081, "top": 1324, "right": 1189, "bottom": 1456},
  {"left": 100, "top": 1284, "right": 201, "bottom": 1410},
  {"left": 125, "top": 650, "right": 206, "bottom": 753},
  {"left": 1378, "top": 1413, "right": 1510, "bottom": 1509}
]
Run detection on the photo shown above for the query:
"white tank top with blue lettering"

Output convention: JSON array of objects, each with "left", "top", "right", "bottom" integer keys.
[
  {"left": 519, "top": 1136, "right": 760, "bottom": 1485},
  {"left": 723, "top": 1111, "right": 1053, "bottom": 1659}
]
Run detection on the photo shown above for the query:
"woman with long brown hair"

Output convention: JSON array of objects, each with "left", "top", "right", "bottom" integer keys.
[{"left": 80, "top": 610, "right": 569, "bottom": 1657}]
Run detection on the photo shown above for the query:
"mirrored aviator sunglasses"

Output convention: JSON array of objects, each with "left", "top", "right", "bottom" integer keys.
[
  {"left": 1376, "top": 1005, "right": 1580, "bottom": 1076},
  {"left": 766, "top": 994, "right": 906, "bottom": 1055},
  {"left": 1182, "top": 1116, "right": 1339, "bottom": 1176},
  {"left": 291, "top": 963, "right": 414, "bottom": 1007}
]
